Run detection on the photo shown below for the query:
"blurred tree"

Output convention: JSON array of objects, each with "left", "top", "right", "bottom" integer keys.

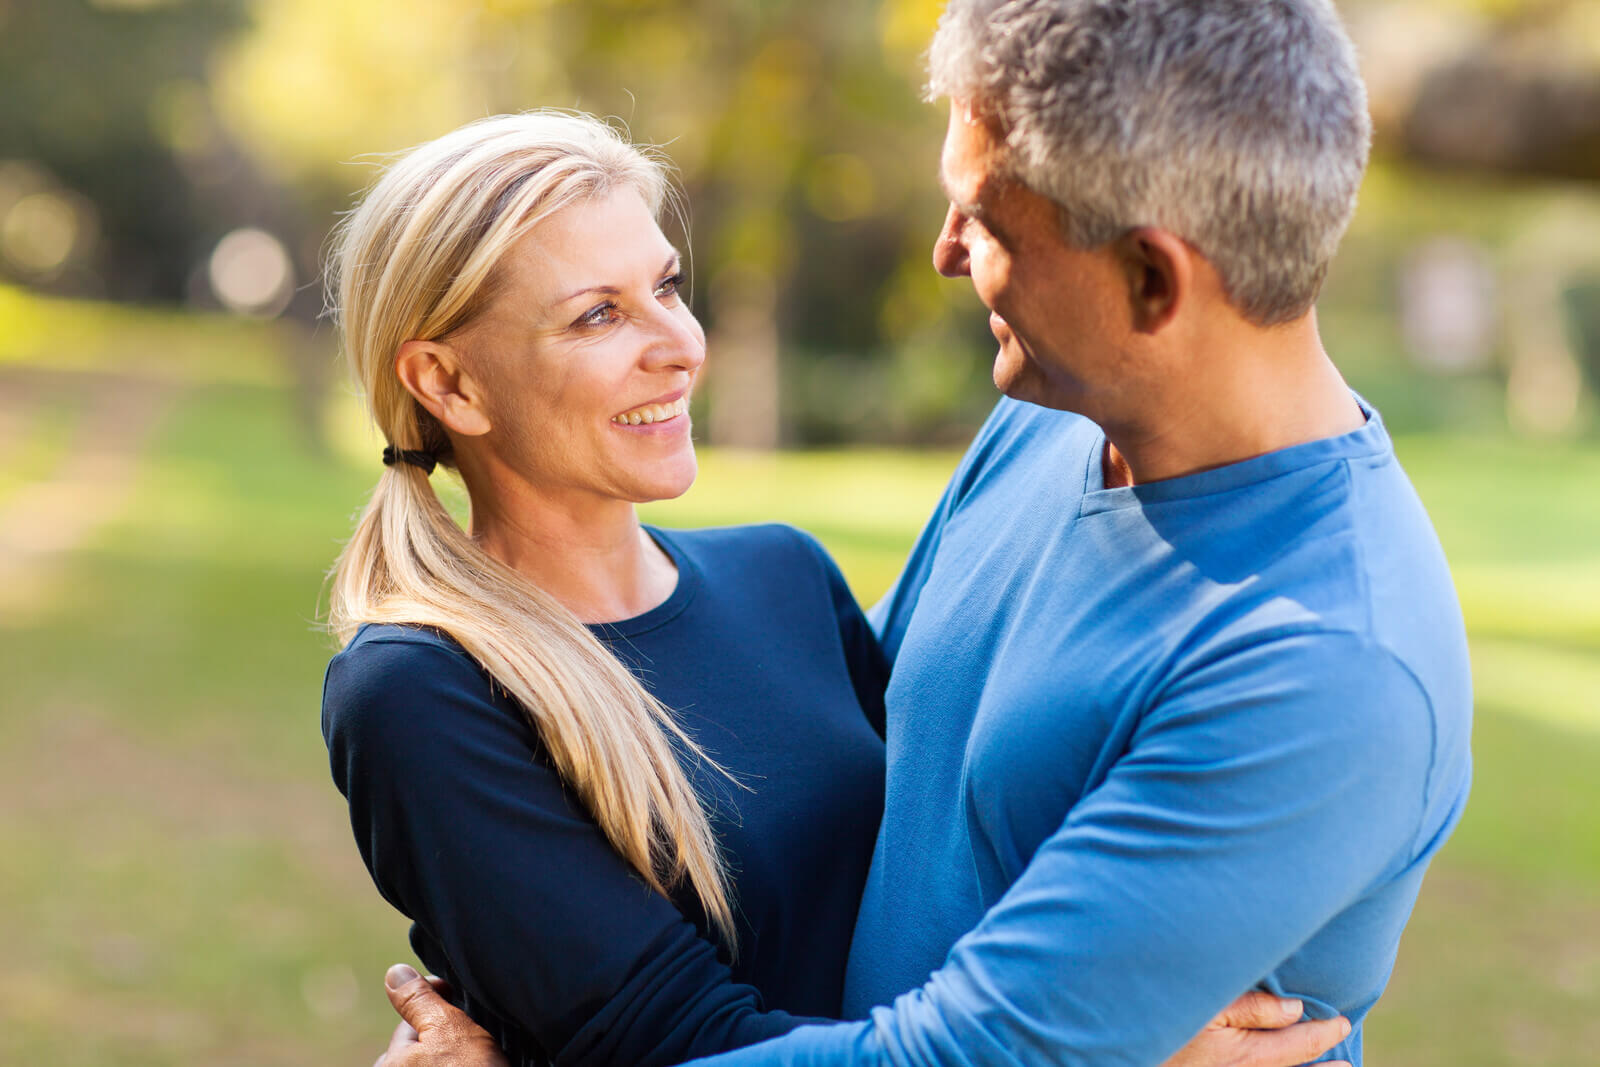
[
  {"left": 0, "top": 0, "right": 252, "bottom": 300},
  {"left": 213, "top": 0, "right": 986, "bottom": 445},
  {"left": 1344, "top": 0, "right": 1600, "bottom": 436},
  {"left": 1352, "top": 0, "right": 1600, "bottom": 181}
]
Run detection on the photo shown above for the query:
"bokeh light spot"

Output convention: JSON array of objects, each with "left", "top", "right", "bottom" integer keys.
[
  {"left": 207, "top": 227, "right": 295, "bottom": 317},
  {"left": 2, "top": 192, "right": 81, "bottom": 276}
]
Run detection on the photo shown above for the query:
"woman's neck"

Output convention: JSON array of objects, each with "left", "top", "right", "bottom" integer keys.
[{"left": 469, "top": 492, "right": 677, "bottom": 625}]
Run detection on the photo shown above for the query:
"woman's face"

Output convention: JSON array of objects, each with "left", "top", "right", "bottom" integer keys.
[{"left": 456, "top": 187, "right": 706, "bottom": 508}]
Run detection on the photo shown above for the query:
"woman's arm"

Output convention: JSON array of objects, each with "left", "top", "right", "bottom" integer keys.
[
  {"left": 323, "top": 629, "right": 810, "bottom": 1066},
  {"left": 793, "top": 529, "right": 890, "bottom": 738}
]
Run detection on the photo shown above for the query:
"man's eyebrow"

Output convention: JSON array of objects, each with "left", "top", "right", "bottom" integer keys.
[{"left": 554, "top": 250, "right": 682, "bottom": 305}]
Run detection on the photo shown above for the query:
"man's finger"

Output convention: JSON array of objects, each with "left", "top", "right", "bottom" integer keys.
[
  {"left": 1210, "top": 990, "right": 1303, "bottom": 1031},
  {"left": 378, "top": 1016, "right": 420, "bottom": 1067},
  {"left": 1233, "top": 1015, "right": 1352, "bottom": 1067},
  {"left": 385, "top": 963, "right": 456, "bottom": 1036},
  {"left": 380, "top": 963, "right": 509, "bottom": 1067}
]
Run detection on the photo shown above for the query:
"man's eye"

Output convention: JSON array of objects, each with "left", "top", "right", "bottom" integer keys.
[{"left": 656, "top": 272, "right": 685, "bottom": 299}]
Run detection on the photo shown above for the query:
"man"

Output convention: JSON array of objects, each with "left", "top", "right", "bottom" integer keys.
[{"left": 380, "top": 1, "right": 1471, "bottom": 1063}]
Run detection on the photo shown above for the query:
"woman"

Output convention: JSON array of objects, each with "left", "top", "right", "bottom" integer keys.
[{"left": 321, "top": 112, "right": 1347, "bottom": 1067}]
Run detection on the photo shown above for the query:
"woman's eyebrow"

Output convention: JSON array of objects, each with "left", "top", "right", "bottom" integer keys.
[{"left": 553, "top": 250, "right": 683, "bottom": 305}]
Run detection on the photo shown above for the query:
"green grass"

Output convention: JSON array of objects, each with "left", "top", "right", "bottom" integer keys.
[
  {"left": 2, "top": 367, "right": 1597, "bottom": 1064},
  {"left": 0, "top": 387, "right": 82, "bottom": 509},
  {"left": 0, "top": 282, "right": 299, "bottom": 386}
]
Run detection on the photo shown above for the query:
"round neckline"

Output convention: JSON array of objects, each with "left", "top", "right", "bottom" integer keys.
[
  {"left": 586, "top": 525, "right": 700, "bottom": 640},
  {"left": 1079, "top": 395, "right": 1388, "bottom": 514}
]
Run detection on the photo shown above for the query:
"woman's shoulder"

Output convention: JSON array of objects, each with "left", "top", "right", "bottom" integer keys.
[
  {"left": 650, "top": 524, "right": 856, "bottom": 622},
  {"left": 322, "top": 623, "right": 502, "bottom": 737},
  {"left": 344, "top": 621, "right": 466, "bottom": 653},
  {"left": 331, "top": 623, "right": 478, "bottom": 681},
  {"left": 652, "top": 522, "right": 834, "bottom": 572}
]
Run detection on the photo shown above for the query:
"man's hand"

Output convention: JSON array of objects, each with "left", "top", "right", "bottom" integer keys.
[
  {"left": 1160, "top": 991, "right": 1352, "bottom": 1067},
  {"left": 369, "top": 966, "right": 1347, "bottom": 1067},
  {"left": 374, "top": 964, "right": 508, "bottom": 1067}
]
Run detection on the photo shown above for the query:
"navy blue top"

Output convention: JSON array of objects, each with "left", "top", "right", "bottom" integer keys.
[{"left": 322, "top": 524, "right": 888, "bottom": 1066}]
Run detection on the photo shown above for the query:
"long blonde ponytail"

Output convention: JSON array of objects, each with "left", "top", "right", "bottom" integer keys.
[{"left": 325, "top": 112, "right": 735, "bottom": 945}]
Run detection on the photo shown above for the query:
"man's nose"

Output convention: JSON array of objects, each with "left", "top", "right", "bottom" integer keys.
[{"left": 932, "top": 203, "right": 970, "bottom": 278}]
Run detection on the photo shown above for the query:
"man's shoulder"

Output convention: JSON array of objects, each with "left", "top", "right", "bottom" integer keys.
[
  {"left": 976, "top": 395, "right": 1095, "bottom": 452},
  {"left": 945, "top": 397, "right": 1100, "bottom": 507}
]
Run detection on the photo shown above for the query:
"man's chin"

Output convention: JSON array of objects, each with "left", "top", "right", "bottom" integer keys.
[
  {"left": 992, "top": 353, "right": 1083, "bottom": 414},
  {"left": 991, "top": 347, "right": 1048, "bottom": 405},
  {"left": 990, "top": 341, "right": 1027, "bottom": 393}
]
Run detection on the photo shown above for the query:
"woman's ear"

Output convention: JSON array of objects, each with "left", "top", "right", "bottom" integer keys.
[
  {"left": 394, "top": 339, "right": 492, "bottom": 437},
  {"left": 1115, "top": 227, "right": 1192, "bottom": 334}
]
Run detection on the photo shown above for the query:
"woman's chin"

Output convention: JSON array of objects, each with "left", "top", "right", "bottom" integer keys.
[{"left": 626, "top": 454, "right": 698, "bottom": 504}]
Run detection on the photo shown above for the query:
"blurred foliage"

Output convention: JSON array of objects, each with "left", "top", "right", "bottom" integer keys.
[
  {"left": 4, "top": 0, "right": 1600, "bottom": 442},
  {"left": 211, "top": 0, "right": 991, "bottom": 442},
  {"left": 0, "top": 0, "right": 251, "bottom": 299}
]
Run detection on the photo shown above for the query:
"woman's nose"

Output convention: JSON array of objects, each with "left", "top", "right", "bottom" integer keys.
[{"left": 642, "top": 307, "right": 706, "bottom": 371}]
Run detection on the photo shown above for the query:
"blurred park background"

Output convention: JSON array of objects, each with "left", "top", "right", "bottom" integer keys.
[{"left": 1, "top": 0, "right": 1597, "bottom": 1063}]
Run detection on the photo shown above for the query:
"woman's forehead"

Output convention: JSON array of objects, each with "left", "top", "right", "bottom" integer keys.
[{"left": 508, "top": 189, "right": 674, "bottom": 297}]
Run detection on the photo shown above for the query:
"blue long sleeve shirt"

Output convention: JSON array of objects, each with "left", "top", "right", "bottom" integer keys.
[
  {"left": 690, "top": 397, "right": 1472, "bottom": 1067},
  {"left": 322, "top": 524, "right": 889, "bottom": 1066}
]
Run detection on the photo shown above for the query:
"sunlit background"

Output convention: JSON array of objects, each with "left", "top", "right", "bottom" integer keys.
[{"left": 0, "top": 0, "right": 1596, "bottom": 1063}]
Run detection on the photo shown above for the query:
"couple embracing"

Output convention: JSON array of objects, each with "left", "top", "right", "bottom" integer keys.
[{"left": 321, "top": 3, "right": 1471, "bottom": 1065}]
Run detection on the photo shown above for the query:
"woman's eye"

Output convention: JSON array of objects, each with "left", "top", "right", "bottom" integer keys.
[
  {"left": 655, "top": 272, "right": 685, "bottom": 299},
  {"left": 576, "top": 301, "right": 620, "bottom": 328}
]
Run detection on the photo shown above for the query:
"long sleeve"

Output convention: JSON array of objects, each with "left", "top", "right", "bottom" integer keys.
[
  {"left": 794, "top": 529, "right": 890, "bottom": 739},
  {"left": 687, "top": 631, "right": 1449, "bottom": 1066},
  {"left": 322, "top": 630, "right": 809, "bottom": 1067}
]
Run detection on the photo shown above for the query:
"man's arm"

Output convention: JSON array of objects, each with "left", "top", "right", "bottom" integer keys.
[
  {"left": 374, "top": 967, "right": 1352, "bottom": 1067},
  {"left": 689, "top": 632, "right": 1442, "bottom": 1066}
]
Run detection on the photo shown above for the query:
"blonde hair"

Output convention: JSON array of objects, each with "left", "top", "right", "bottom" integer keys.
[{"left": 325, "top": 111, "right": 735, "bottom": 945}]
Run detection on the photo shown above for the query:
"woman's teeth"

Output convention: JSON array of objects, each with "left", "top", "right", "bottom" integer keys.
[{"left": 612, "top": 396, "right": 688, "bottom": 426}]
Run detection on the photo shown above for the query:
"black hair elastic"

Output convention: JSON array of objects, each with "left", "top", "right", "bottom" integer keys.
[{"left": 382, "top": 445, "right": 438, "bottom": 475}]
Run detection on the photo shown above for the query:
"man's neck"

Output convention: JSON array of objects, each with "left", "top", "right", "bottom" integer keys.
[{"left": 1100, "top": 314, "right": 1365, "bottom": 488}]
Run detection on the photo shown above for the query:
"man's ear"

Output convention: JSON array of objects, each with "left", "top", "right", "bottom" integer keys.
[
  {"left": 394, "top": 339, "right": 492, "bottom": 437},
  {"left": 1115, "top": 227, "right": 1192, "bottom": 334}
]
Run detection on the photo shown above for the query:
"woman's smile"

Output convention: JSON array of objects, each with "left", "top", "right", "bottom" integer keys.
[{"left": 612, "top": 392, "right": 689, "bottom": 427}]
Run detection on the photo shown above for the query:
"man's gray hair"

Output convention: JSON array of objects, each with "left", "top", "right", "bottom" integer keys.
[{"left": 928, "top": 0, "right": 1371, "bottom": 325}]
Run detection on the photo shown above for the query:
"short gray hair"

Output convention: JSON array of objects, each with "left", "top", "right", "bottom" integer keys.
[{"left": 928, "top": 0, "right": 1371, "bottom": 325}]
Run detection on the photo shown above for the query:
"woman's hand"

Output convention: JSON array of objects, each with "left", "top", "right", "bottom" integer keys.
[
  {"left": 1160, "top": 991, "right": 1352, "bottom": 1067},
  {"left": 375, "top": 965, "right": 507, "bottom": 1067}
]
